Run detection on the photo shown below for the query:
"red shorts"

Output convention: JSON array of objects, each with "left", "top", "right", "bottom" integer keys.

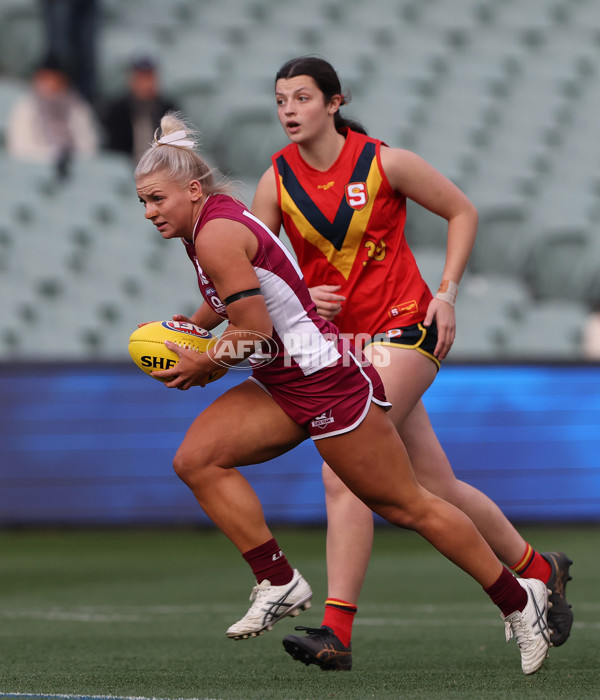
[{"left": 250, "top": 351, "right": 391, "bottom": 440}]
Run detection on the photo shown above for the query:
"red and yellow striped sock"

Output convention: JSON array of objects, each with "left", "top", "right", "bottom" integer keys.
[
  {"left": 510, "top": 542, "right": 551, "bottom": 583},
  {"left": 321, "top": 598, "right": 357, "bottom": 647}
]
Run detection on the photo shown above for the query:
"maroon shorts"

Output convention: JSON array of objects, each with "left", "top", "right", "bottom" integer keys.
[{"left": 250, "top": 351, "right": 391, "bottom": 440}]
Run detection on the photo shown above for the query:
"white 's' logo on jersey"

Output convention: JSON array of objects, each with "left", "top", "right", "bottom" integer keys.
[{"left": 345, "top": 182, "right": 368, "bottom": 210}]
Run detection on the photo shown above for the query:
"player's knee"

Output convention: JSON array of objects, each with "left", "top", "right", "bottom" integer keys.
[
  {"left": 172, "top": 445, "right": 212, "bottom": 487},
  {"left": 173, "top": 436, "right": 233, "bottom": 489},
  {"left": 376, "top": 491, "right": 438, "bottom": 530},
  {"left": 172, "top": 448, "right": 195, "bottom": 486},
  {"left": 419, "top": 477, "right": 453, "bottom": 503},
  {"left": 322, "top": 463, "right": 351, "bottom": 499},
  {"left": 374, "top": 504, "right": 419, "bottom": 530},
  {"left": 424, "top": 478, "right": 466, "bottom": 509}
]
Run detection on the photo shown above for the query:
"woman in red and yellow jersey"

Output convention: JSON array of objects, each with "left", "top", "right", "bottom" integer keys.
[{"left": 252, "top": 56, "right": 572, "bottom": 670}]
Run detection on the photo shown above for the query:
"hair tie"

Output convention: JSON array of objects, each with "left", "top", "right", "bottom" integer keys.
[{"left": 152, "top": 130, "right": 195, "bottom": 149}]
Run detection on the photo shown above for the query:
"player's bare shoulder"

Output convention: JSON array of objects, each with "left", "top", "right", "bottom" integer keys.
[
  {"left": 380, "top": 146, "right": 422, "bottom": 178},
  {"left": 253, "top": 166, "right": 279, "bottom": 206},
  {"left": 252, "top": 165, "right": 282, "bottom": 235},
  {"left": 195, "top": 217, "right": 258, "bottom": 278},
  {"left": 257, "top": 163, "right": 277, "bottom": 187},
  {"left": 379, "top": 146, "right": 440, "bottom": 192},
  {"left": 196, "top": 217, "right": 252, "bottom": 250}
]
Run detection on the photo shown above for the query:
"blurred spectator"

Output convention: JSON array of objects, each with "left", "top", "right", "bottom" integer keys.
[
  {"left": 101, "top": 56, "right": 178, "bottom": 163},
  {"left": 6, "top": 54, "right": 99, "bottom": 175},
  {"left": 582, "top": 306, "right": 600, "bottom": 360},
  {"left": 41, "top": 0, "right": 99, "bottom": 103}
]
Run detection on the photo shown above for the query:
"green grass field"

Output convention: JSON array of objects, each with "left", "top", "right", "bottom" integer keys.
[{"left": 0, "top": 525, "right": 598, "bottom": 700}]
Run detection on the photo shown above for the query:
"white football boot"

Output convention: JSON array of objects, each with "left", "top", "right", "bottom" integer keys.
[
  {"left": 226, "top": 569, "right": 312, "bottom": 640},
  {"left": 503, "top": 577, "right": 551, "bottom": 674}
]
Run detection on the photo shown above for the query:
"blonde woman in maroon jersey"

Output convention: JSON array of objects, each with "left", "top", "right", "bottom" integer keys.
[{"left": 135, "top": 111, "right": 550, "bottom": 675}]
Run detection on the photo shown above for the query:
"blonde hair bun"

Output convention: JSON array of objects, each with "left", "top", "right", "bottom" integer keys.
[
  {"left": 134, "top": 111, "right": 234, "bottom": 198},
  {"left": 153, "top": 112, "right": 200, "bottom": 150}
]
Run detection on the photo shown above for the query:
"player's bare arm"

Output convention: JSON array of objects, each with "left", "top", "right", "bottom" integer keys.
[
  {"left": 380, "top": 147, "right": 478, "bottom": 359},
  {"left": 153, "top": 220, "right": 271, "bottom": 389},
  {"left": 252, "top": 166, "right": 283, "bottom": 236},
  {"left": 196, "top": 219, "right": 273, "bottom": 368},
  {"left": 380, "top": 146, "right": 478, "bottom": 282}
]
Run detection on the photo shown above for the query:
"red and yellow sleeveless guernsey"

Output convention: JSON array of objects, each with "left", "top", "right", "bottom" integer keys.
[{"left": 272, "top": 129, "right": 433, "bottom": 339}]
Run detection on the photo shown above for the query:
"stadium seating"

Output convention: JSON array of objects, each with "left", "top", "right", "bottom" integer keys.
[
  {"left": 0, "top": 0, "right": 43, "bottom": 78},
  {"left": 1, "top": 0, "right": 599, "bottom": 361},
  {"left": 504, "top": 300, "right": 590, "bottom": 359},
  {"left": 445, "top": 273, "right": 533, "bottom": 361}
]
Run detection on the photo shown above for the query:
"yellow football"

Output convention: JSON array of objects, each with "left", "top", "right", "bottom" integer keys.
[{"left": 128, "top": 321, "right": 228, "bottom": 383}]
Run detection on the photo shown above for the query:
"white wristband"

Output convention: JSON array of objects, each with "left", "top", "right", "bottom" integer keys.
[{"left": 435, "top": 280, "right": 459, "bottom": 307}]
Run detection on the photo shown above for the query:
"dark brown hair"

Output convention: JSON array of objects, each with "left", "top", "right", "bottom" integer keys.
[{"left": 276, "top": 56, "right": 367, "bottom": 135}]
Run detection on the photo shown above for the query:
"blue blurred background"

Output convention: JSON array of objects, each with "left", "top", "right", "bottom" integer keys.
[{"left": 2, "top": 363, "right": 599, "bottom": 525}]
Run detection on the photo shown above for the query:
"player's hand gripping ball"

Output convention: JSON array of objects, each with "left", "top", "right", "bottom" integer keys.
[{"left": 128, "top": 321, "right": 228, "bottom": 383}]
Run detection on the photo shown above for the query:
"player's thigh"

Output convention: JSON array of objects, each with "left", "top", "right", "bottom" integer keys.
[
  {"left": 367, "top": 345, "right": 458, "bottom": 494},
  {"left": 315, "top": 404, "right": 423, "bottom": 518},
  {"left": 398, "top": 399, "right": 459, "bottom": 496},
  {"left": 365, "top": 345, "right": 438, "bottom": 429},
  {"left": 179, "top": 378, "right": 308, "bottom": 467}
]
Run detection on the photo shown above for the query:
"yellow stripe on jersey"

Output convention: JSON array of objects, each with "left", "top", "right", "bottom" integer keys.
[{"left": 279, "top": 159, "right": 384, "bottom": 280}]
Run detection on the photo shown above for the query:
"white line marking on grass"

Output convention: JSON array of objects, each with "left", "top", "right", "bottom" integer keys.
[
  {"left": 0, "top": 694, "right": 222, "bottom": 700},
  {"left": 0, "top": 604, "right": 237, "bottom": 623},
  {"left": 356, "top": 617, "right": 499, "bottom": 627},
  {"left": 2, "top": 601, "right": 597, "bottom": 628},
  {"left": 575, "top": 621, "right": 600, "bottom": 630},
  {"left": 1, "top": 611, "right": 143, "bottom": 622},
  {"left": 356, "top": 618, "right": 600, "bottom": 630}
]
